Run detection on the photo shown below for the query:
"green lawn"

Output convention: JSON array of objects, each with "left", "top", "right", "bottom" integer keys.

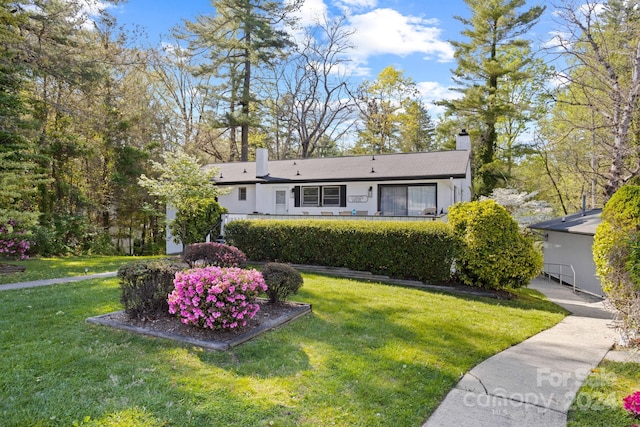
[
  {"left": 0, "top": 255, "right": 165, "bottom": 285},
  {"left": 567, "top": 359, "right": 640, "bottom": 427},
  {"left": 0, "top": 263, "right": 567, "bottom": 427}
]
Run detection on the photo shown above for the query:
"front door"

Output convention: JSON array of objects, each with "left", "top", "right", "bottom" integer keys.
[{"left": 275, "top": 189, "right": 287, "bottom": 214}]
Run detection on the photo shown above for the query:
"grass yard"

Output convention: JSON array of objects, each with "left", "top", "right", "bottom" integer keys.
[
  {"left": 567, "top": 360, "right": 640, "bottom": 427},
  {"left": 0, "top": 255, "right": 164, "bottom": 285},
  {"left": 0, "top": 264, "right": 566, "bottom": 427}
]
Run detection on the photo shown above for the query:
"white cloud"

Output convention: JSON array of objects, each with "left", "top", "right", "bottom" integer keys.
[
  {"left": 417, "top": 80, "right": 459, "bottom": 116},
  {"left": 77, "top": 0, "right": 112, "bottom": 17},
  {"left": 291, "top": 0, "right": 329, "bottom": 28},
  {"left": 287, "top": 2, "right": 454, "bottom": 80},
  {"left": 346, "top": 8, "right": 454, "bottom": 64},
  {"left": 62, "top": 0, "right": 114, "bottom": 30},
  {"left": 335, "top": 0, "right": 378, "bottom": 13}
]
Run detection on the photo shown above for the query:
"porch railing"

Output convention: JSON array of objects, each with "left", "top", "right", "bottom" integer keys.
[{"left": 543, "top": 262, "right": 577, "bottom": 292}]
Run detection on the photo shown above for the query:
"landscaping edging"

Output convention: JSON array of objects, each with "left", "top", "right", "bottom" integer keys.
[
  {"left": 87, "top": 300, "right": 312, "bottom": 351},
  {"left": 0, "top": 264, "right": 26, "bottom": 274}
]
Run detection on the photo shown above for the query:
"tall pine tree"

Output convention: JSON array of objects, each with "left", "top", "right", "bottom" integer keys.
[
  {"left": 442, "top": 0, "right": 544, "bottom": 197},
  {"left": 184, "top": 0, "right": 300, "bottom": 161},
  {"left": 0, "top": 2, "right": 47, "bottom": 229}
]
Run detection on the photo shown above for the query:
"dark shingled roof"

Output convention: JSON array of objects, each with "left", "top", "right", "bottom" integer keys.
[
  {"left": 205, "top": 150, "right": 471, "bottom": 185},
  {"left": 529, "top": 209, "right": 602, "bottom": 236}
]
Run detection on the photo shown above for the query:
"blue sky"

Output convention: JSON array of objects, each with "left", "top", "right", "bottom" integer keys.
[{"left": 112, "top": 0, "right": 557, "bottom": 116}]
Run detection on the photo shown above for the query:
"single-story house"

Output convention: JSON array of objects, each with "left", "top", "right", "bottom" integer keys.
[
  {"left": 529, "top": 208, "right": 604, "bottom": 297},
  {"left": 166, "top": 131, "right": 473, "bottom": 254}
]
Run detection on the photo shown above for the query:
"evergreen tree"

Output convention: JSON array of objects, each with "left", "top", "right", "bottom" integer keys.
[
  {"left": 398, "top": 100, "right": 436, "bottom": 153},
  {"left": 0, "top": 2, "right": 47, "bottom": 229},
  {"left": 184, "top": 0, "right": 300, "bottom": 161},
  {"left": 442, "top": 0, "right": 544, "bottom": 197}
]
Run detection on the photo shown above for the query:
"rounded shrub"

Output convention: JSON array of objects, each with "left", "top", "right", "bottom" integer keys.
[
  {"left": 168, "top": 267, "right": 267, "bottom": 330},
  {"left": 448, "top": 199, "right": 542, "bottom": 290},
  {"left": 117, "top": 259, "right": 186, "bottom": 319},
  {"left": 261, "top": 262, "right": 304, "bottom": 303},
  {"left": 593, "top": 185, "right": 640, "bottom": 337},
  {"left": 182, "top": 242, "right": 247, "bottom": 268}
]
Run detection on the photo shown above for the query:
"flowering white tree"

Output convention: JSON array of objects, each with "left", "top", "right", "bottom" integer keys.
[
  {"left": 139, "top": 150, "right": 231, "bottom": 244},
  {"left": 481, "top": 188, "right": 553, "bottom": 227}
]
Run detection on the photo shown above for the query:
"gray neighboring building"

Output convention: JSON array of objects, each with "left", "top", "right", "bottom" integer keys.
[{"left": 529, "top": 209, "right": 604, "bottom": 297}]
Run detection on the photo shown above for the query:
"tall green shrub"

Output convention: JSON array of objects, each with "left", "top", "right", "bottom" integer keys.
[
  {"left": 448, "top": 200, "right": 542, "bottom": 290},
  {"left": 593, "top": 185, "right": 640, "bottom": 337},
  {"left": 225, "top": 219, "right": 459, "bottom": 284}
]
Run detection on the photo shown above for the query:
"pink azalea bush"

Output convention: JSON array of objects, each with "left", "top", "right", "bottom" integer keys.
[
  {"left": 624, "top": 391, "right": 640, "bottom": 417},
  {"left": 0, "top": 220, "right": 31, "bottom": 260},
  {"left": 168, "top": 266, "right": 267, "bottom": 330}
]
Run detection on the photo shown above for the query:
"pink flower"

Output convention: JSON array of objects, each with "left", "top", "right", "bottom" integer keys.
[
  {"left": 167, "top": 266, "right": 265, "bottom": 330},
  {"left": 624, "top": 391, "right": 640, "bottom": 416}
]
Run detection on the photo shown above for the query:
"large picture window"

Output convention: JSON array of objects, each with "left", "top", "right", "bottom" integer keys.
[{"left": 380, "top": 184, "right": 436, "bottom": 216}]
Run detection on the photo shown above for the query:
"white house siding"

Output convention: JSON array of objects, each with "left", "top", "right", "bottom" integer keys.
[
  {"left": 165, "top": 205, "right": 183, "bottom": 255},
  {"left": 219, "top": 185, "right": 257, "bottom": 214},
  {"left": 542, "top": 230, "right": 603, "bottom": 296},
  {"left": 216, "top": 178, "right": 469, "bottom": 216}
]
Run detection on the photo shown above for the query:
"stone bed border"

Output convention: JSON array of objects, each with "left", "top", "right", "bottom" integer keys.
[{"left": 87, "top": 300, "right": 312, "bottom": 351}]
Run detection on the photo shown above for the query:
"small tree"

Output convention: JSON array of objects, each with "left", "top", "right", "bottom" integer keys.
[
  {"left": 593, "top": 185, "right": 640, "bottom": 342},
  {"left": 449, "top": 199, "right": 542, "bottom": 290},
  {"left": 481, "top": 188, "right": 553, "bottom": 227},
  {"left": 138, "top": 150, "right": 230, "bottom": 246}
]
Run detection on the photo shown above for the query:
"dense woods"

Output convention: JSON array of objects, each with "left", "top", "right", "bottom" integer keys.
[{"left": 2, "top": 0, "right": 640, "bottom": 255}]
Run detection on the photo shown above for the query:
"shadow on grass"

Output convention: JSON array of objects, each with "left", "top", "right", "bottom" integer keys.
[{"left": 0, "top": 273, "right": 568, "bottom": 426}]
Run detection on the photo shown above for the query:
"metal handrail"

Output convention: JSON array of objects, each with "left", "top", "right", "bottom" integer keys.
[{"left": 543, "top": 263, "right": 577, "bottom": 292}]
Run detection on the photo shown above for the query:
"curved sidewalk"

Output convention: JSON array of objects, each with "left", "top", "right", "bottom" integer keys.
[
  {"left": 0, "top": 271, "right": 117, "bottom": 291},
  {"left": 423, "top": 277, "right": 617, "bottom": 427}
]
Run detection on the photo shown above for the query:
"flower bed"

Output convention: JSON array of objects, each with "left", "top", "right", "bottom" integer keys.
[{"left": 168, "top": 266, "right": 267, "bottom": 330}]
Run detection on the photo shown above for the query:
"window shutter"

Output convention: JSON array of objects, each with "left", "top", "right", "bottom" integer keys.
[
  {"left": 339, "top": 185, "right": 347, "bottom": 207},
  {"left": 294, "top": 186, "right": 301, "bottom": 207}
]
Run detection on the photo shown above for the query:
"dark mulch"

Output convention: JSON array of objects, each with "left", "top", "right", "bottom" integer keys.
[{"left": 87, "top": 299, "right": 311, "bottom": 351}]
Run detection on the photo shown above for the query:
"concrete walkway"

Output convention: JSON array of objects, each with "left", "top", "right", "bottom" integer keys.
[
  {"left": 2, "top": 269, "right": 633, "bottom": 426},
  {"left": 0, "top": 271, "right": 117, "bottom": 291},
  {"left": 424, "top": 277, "right": 618, "bottom": 427}
]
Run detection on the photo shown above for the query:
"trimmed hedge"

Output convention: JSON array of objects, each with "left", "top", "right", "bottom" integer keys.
[
  {"left": 448, "top": 200, "right": 542, "bottom": 290},
  {"left": 117, "top": 259, "right": 186, "bottom": 319},
  {"left": 225, "top": 219, "right": 460, "bottom": 284}
]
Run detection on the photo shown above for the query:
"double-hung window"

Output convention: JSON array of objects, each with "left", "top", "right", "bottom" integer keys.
[
  {"left": 302, "top": 186, "right": 320, "bottom": 206},
  {"left": 238, "top": 187, "right": 247, "bottom": 201},
  {"left": 322, "top": 186, "right": 340, "bottom": 206},
  {"left": 294, "top": 185, "right": 346, "bottom": 207}
]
